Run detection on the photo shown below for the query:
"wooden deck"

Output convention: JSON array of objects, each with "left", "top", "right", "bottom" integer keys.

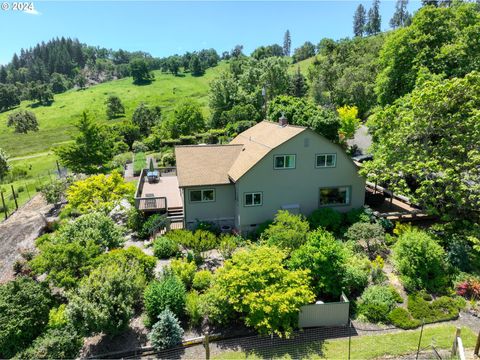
[{"left": 134, "top": 168, "right": 183, "bottom": 213}]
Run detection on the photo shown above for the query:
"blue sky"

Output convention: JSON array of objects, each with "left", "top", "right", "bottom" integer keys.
[{"left": 0, "top": 1, "right": 421, "bottom": 65}]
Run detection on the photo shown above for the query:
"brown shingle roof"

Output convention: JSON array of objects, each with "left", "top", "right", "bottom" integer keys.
[
  {"left": 175, "top": 144, "right": 243, "bottom": 187},
  {"left": 228, "top": 121, "right": 307, "bottom": 181},
  {"left": 174, "top": 121, "right": 307, "bottom": 187}
]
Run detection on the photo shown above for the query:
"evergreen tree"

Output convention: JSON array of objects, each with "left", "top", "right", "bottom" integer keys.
[
  {"left": 105, "top": 95, "right": 125, "bottom": 119},
  {"left": 390, "top": 0, "right": 412, "bottom": 28},
  {"left": 353, "top": 4, "right": 367, "bottom": 37},
  {"left": 283, "top": 30, "right": 292, "bottom": 56},
  {"left": 366, "top": 0, "right": 381, "bottom": 35},
  {"left": 55, "top": 112, "right": 115, "bottom": 174},
  {"left": 289, "top": 68, "right": 308, "bottom": 98},
  {"left": 0, "top": 66, "right": 7, "bottom": 84}
]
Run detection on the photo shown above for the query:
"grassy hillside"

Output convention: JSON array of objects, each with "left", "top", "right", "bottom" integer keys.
[
  {"left": 0, "top": 58, "right": 316, "bottom": 158},
  {"left": 289, "top": 56, "right": 316, "bottom": 75},
  {"left": 0, "top": 62, "right": 228, "bottom": 157}
]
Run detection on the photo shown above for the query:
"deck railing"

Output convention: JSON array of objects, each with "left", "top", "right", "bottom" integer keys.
[{"left": 134, "top": 167, "right": 177, "bottom": 212}]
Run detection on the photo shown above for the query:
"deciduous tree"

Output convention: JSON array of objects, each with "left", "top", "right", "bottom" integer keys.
[{"left": 7, "top": 110, "right": 39, "bottom": 133}]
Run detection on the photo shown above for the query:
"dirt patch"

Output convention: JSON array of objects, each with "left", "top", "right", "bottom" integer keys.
[
  {"left": 384, "top": 263, "right": 409, "bottom": 307},
  {"left": 0, "top": 194, "right": 54, "bottom": 283}
]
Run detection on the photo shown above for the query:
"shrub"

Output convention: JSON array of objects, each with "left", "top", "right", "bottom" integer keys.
[
  {"left": 393, "top": 228, "right": 449, "bottom": 292},
  {"left": 165, "top": 229, "right": 196, "bottom": 248},
  {"left": 148, "top": 309, "right": 184, "bottom": 351},
  {"left": 185, "top": 290, "right": 203, "bottom": 327},
  {"left": 59, "top": 212, "right": 124, "bottom": 249},
  {"left": 47, "top": 304, "right": 68, "bottom": 329},
  {"left": 93, "top": 246, "right": 157, "bottom": 282},
  {"left": 132, "top": 141, "right": 148, "bottom": 153},
  {"left": 153, "top": 236, "right": 179, "bottom": 259},
  {"left": 14, "top": 326, "right": 83, "bottom": 359},
  {"left": 0, "top": 277, "right": 52, "bottom": 358},
  {"left": 345, "top": 222, "right": 385, "bottom": 259},
  {"left": 144, "top": 275, "right": 186, "bottom": 323},
  {"left": 187, "top": 230, "right": 218, "bottom": 261},
  {"left": 308, "top": 208, "right": 342, "bottom": 233},
  {"left": 343, "top": 207, "right": 371, "bottom": 226},
  {"left": 218, "top": 234, "right": 242, "bottom": 259},
  {"left": 261, "top": 210, "right": 309, "bottom": 252},
  {"left": 170, "top": 258, "right": 197, "bottom": 288},
  {"left": 40, "top": 178, "right": 71, "bottom": 204},
  {"left": 289, "top": 229, "right": 347, "bottom": 299},
  {"left": 407, "top": 293, "right": 463, "bottom": 324},
  {"left": 138, "top": 214, "right": 168, "bottom": 239},
  {"left": 67, "top": 261, "right": 146, "bottom": 336},
  {"left": 456, "top": 279, "right": 480, "bottom": 300},
  {"left": 358, "top": 285, "right": 398, "bottom": 323},
  {"left": 387, "top": 308, "right": 421, "bottom": 329},
  {"left": 127, "top": 206, "right": 146, "bottom": 233},
  {"left": 215, "top": 245, "right": 314, "bottom": 336},
  {"left": 343, "top": 252, "right": 370, "bottom": 297},
  {"left": 192, "top": 270, "right": 213, "bottom": 291},
  {"left": 66, "top": 172, "right": 134, "bottom": 214}
]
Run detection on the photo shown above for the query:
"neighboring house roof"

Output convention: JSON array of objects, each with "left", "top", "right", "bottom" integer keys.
[
  {"left": 228, "top": 121, "right": 307, "bottom": 181},
  {"left": 175, "top": 144, "right": 243, "bottom": 187},
  {"left": 174, "top": 121, "right": 308, "bottom": 187},
  {"left": 346, "top": 125, "right": 372, "bottom": 155}
]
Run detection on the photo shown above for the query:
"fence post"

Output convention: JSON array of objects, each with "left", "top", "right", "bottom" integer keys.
[
  {"left": 348, "top": 319, "right": 352, "bottom": 360},
  {"left": 24, "top": 181, "right": 31, "bottom": 199},
  {"left": 416, "top": 320, "right": 425, "bottom": 360},
  {"left": 1, "top": 191, "right": 7, "bottom": 220},
  {"left": 11, "top": 185, "right": 18, "bottom": 210},
  {"left": 452, "top": 327, "right": 461, "bottom": 356},
  {"left": 203, "top": 332, "right": 210, "bottom": 360},
  {"left": 475, "top": 330, "right": 480, "bottom": 357}
]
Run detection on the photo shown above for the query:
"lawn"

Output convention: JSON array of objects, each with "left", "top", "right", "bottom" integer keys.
[
  {"left": 0, "top": 152, "right": 60, "bottom": 216},
  {"left": 212, "top": 325, "right": 477, "bottom": 360},
  {"left": 0, "top": 62, "right": 228, "bottom": 158}
]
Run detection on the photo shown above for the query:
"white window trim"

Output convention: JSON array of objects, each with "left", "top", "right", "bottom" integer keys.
[
  {"left": 244, "top": 192, "right": 263, "bottom": 207},
  {"left": 189, "top": 189, "right": 215, "bottom": 203},
  {"left": 274, "top": 154, "right": 296, "bottom": 169},
  {"left": 316, "top": 153, "right": 337, "bottom": 168}
]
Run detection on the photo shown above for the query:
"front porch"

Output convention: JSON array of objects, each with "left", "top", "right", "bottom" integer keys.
[{"left": 134, "top": 168, "right": 183, "bottom": 219}]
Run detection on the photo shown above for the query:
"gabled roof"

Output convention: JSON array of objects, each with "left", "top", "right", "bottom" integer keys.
[
  {"left": 175, "top": 144, "right": 243, "bottom": 187},
  {"left": 228, "top": 121, "right": 307, "bottom": 181},
  {"left": 174, "top": 121, "right": 308, "bottom": 187}
]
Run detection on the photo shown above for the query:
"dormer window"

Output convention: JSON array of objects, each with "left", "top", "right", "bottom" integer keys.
[{"left": 274, "top": 154, "right": 296, "bottom": 169}]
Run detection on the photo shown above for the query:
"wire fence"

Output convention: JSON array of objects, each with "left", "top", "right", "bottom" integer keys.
[
  {"left": 0, "top": 165, "right": 68, "bottom": 221},
  {"left": 101, "top": 321, "right": 469, "bottom": 360}
]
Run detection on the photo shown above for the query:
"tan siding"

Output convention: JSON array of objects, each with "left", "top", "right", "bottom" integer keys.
[{"left": 236, "top": 129, "right": 365, "bottom": 232}]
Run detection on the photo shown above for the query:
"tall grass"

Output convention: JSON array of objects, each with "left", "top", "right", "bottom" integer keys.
[{"left": 133, "top": 152, "right": 146, "bottom": 176}]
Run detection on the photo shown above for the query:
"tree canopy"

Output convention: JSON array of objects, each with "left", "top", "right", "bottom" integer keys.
[{"left": 364, "top": 72, "right": 480, "bottom": 222}]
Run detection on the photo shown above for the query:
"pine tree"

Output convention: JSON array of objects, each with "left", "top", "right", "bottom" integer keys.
[
  {"left": 366, "top": 0, "right": 381, "bottom": 35},
  {"left": 0, "top": 67, "right": 7, "bottom": 84},
  {"left": 289, "top": 68, "right": 308, "bottom": 98},
  {"left": 283, "top": 30, "right": 292, "bottom": 57},
  {"left": 390, "top": 0, "right": 412, "bottom": 28},
  {"left": 353, "top": 4, "right": 367, "bottom": 37}
]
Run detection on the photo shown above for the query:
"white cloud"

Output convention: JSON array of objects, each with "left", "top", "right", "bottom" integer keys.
[{"left": 24, "top": 7, "right": 41, "bottom": 15}]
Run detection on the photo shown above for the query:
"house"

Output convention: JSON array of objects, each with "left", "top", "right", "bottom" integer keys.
[{"left": 135, "top": 117, "right": 365, "bottom": 234}]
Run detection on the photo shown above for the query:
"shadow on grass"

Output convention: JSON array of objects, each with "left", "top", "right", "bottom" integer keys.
[
  {"left": 215, "top": 326, "right": 357, "bottom": 359},
  {"left": 133, "top": 78, "right": 155, "bottom": 86}
]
